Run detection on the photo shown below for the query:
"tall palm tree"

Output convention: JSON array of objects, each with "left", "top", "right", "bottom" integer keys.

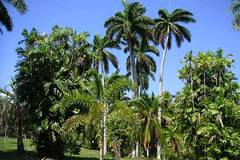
[
  {"left": 130, "top": 94, "right": 161, "bottom": 158},
  {"left": 92, "top": 34, "right": 119, "bottom": 154},
  {"left": 0, "top": 0, "right": 27, "bottom": 33},
  {"left": 104, "top": 0, "right": 153, "bottom": 99},
  {"left": 231, "top": 0, "right": 240, "bottom": 30},
  {"left": 126, "top": 40, "right": 159, "bottom": 95},
  {"left": 153, "top": 8, "right": 196, "bottom": 159}
]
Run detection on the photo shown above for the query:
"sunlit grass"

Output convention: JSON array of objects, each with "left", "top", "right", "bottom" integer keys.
[{"left": 0, "top": 137, "right": 152, "bottom": 160}]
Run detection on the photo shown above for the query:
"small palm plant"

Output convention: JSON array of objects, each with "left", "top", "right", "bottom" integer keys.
[
  {"left": 130, "top": 94, "right": 161, "bottom": 158},
  {"left": 55, "top": 70, "right": 131, "bottom": 160}
]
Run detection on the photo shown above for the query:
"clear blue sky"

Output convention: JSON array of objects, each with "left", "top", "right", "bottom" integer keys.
[{"left": 0, "top": 0, "right": 240, "bottom": 95}]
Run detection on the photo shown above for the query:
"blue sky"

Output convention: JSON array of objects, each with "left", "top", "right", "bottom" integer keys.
[{"left": 0, "top": 0, "right": 240, "bottom": 95}]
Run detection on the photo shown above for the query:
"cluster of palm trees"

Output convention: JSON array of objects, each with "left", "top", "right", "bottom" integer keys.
[
  {"left": 1, "top": 0, "right": 196, "bottom": 159},
  {"left": 103, "top": 1, "right": 195, "bottom": 159},
  {"left": 2, "top": 0, "right": 240, "bottom": 159}
]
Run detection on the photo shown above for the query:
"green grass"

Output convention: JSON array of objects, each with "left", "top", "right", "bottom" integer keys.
[
  {"left": 0, "top": 137, "right": 150, "bottom": 160},
  {"left": 0, "top": 137, "right": 35, "bottom": 160}
]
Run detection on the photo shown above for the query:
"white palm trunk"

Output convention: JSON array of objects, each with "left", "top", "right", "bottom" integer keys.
[
  {"left": 101, "top": 63, "right": 107, "bottom": 155},
  {"left": 157, "top": 29, "right": 169, "bottom": 160},
  {"left": 136, "top": 141, "right": 139, "bottom": 157},
  {"left": 103, "top": 105, "right": 108, "bottom": 155},
  {"left": 129, "top": 42, "right": 138, "bottom": 158},
  {"left": 146, "top": 147, "right": 149, "bottom": 158},
  {"left": 131, "top": 144, "right": 136, "bottom": 158}
]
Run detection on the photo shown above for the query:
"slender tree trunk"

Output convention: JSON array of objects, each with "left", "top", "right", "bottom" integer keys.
[
  {"left": 103, "top": 105, "right": 108, "bottom": 155},
  {"left": 131, "top": 143, "right": 136, "bottom": 158},
  {"left": 129, "top": 41, "right": 138, "bottom": 158},
  {"left": 101, "top": 63, "right": 107, "bottom": 155},
  {"left": 157, "top": 29, "right": 170, "bottom": 160},
  {"left": 100, "top": 116, "right": 105, "bottom": 160},
  {"left": 136, "top": 141, "right": 139, "bottom": 157},
  {"left": 129, "top": 42, "right": 138, "bottom": 99},
  {"left": 100, "top": 140, "right": 104, "bottom": 160},
  {"left": 190, "top": 55, "right": 194, "bottom": 109},
  {"left": 4, "top": 127, "right": 7, "bottom": 144},
  {"left": 17, "top": 105, "right": 24, "bottom": 153},
  {"left": 146, "top": 147, "right": 149, "bottom": 158}
]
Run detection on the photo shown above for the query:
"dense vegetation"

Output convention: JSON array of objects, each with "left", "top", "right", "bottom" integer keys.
[{"left": 1, "top": 1, "right": 240, "bottom": 160}]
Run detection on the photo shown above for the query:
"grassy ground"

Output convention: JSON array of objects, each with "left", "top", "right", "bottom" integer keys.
[
  {"left": 0, "top": 137, "right": 150, "bottom": 160},
  {"left": 0, "top": 137, "right": 35, "bottom": 160}
]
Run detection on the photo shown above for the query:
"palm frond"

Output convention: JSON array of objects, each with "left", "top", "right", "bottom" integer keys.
[{"left": 0, "top": 1, "right": 12, "bottom": 31}]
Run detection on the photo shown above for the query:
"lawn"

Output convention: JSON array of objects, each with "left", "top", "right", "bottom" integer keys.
[{"left": 0, "top": 137, "right": 150, "bottom": 160}]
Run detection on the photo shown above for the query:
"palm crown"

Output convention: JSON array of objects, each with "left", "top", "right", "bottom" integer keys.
[
  {"left": 92, "top": 34, "right": 119, "bottom": 74},
  {"left": 154, "top": 9, "right": 196, "bottom": 49},
  {"left": 104, "top": 1, "right": 153, "bottom": 45}
]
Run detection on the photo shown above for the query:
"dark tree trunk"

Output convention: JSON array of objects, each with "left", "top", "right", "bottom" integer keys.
[
  {"left": 37, "top": 131, "right": 65, "bottom": 160},
  {"left": 17, "top": 105, "right": 24, "bottom": 153}
]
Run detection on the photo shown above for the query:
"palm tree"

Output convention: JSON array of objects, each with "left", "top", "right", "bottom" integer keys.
[
  {"left": 57, "top": 70, "right": 131, "bottom": 160},
  {"left": 0, "top": 0, "right": 27, "bottom": 33},
  {"left": 92, "top": 34, "right": 119, "bottom": 154},
  {"left": 130, "top": 94, "right": 161, "bottom": 158},
  {"left": 104, "top": 0, "right": 153, "bottom": 99},
  {"left": 230, "top": 0, "right": 240, "bottom": 30},
  {"left": 92, "top": 34, "right": 119, "bottom": 75},
  {"left": 153, "top": 9, "right": 195, "bottom": 159},
  {"left": 126, "top": 40, "right": 159, "bottom": 95}
]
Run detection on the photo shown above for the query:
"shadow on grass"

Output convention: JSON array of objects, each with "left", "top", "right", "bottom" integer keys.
[
  {"left": 0, "top": 150, "right": 113, "bottom": 160},
  {"left": 66, "top": 158, "right": 112, "bottom": 160},
  {"left": 0, "top": 150, "right": 36, "bottom": 160},
  {"left": 65, "top": 155, "right": 113, "bottom": 160}
]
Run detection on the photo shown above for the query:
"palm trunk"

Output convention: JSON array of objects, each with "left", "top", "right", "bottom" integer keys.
[
  {"left": 136, "top": 141, "right": 139, "bottom": 157},
  {"left": 146, "top": 147, "right": 149, "bottom": 158},
  {"left": 100, "top": 139, "right": 104, "bottom": 160},
  {"left": 103, "top": 105, "right": 108, "bottom": 155},
  {"left": 100, "top": 113, "right": 105, "bottom": 160},
  {"left": 157, "top": 29, "right": 170, "bottom": 160},
  {"left": 129, "top": 41, "right": 138, "bottom": 158},
  {"left": 129, "top": 42, "right": 138, "bottom": 99},
  {"left": 131, "top": 143, "right": 136, "bottom": 158},
  {"left": 101, "top": 63, "right": 107, "bottom": 155}
]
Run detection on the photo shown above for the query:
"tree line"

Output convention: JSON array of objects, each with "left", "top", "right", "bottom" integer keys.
[{"left": 0, "top": 0, "right": 240, "bottom": 160}]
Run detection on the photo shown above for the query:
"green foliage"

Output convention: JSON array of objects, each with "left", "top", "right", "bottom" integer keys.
[
  {"left": 230, "top": 0, "right": 240, "bottom": 30},
  {"left": 15, "top": 26, "right": 92, "bottom": 159},
  {"left": 9, "top": 1, "right": 240, "bottom": 159},
  {"left": 107, "top": 101, "right": 139, "bottom": 157},
  {"left": 173, "top": 49, "right": 240, "bottom": 159}
]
